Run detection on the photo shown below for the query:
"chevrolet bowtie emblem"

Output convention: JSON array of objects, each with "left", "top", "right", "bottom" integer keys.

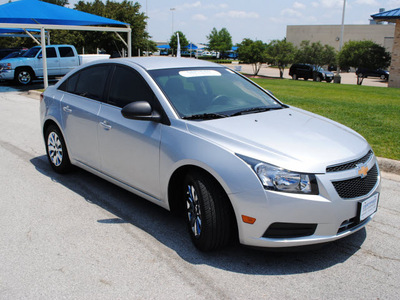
[{"left": 357, "top": 164, "right": 369, "bottom": 179}]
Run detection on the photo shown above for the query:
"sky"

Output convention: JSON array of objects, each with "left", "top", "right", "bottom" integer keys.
[{"left": 2, "top": 0, "right": 400, "bottom": 44}]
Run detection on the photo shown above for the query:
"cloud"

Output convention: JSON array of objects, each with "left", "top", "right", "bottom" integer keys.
[
  {"left": 281, "top": 8, "right": 303, "bottom": 17},
  {"left": 192, "top": 14, "right": 208, "bottom": 21},
  {"left": 176, "top": 1, "right": 201, "bottom": 11},
  {"left": 355, "top": 0, "right": 379, "bottom": 5},
  {"left": 215, "top": 10, "right": 260, "bottom": 19},
  {"left": 293, "top": 2, "right": 306, "bottom": 9},
  {"left": 317, "top": 0, "right": 343, "bottom": 9}
]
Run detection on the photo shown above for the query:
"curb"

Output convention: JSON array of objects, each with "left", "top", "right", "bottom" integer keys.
[
  {"left": 377, "top": 157, "right": 400, "bottom": 176},
  {"left": 26, "top": 90, "right": 400, "bottom": 176}
]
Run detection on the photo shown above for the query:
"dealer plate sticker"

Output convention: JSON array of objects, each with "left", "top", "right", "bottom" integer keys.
[{"left": 360, "top": 193, "right": 379, "bottom": 221}]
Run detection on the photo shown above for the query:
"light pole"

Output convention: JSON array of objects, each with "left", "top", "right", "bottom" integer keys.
[
  {"left": 170, "top": 8, "right": 175, "bottom": 35},
  {"left": 334, "top": 0, "right": 346, "bottom": 83}
]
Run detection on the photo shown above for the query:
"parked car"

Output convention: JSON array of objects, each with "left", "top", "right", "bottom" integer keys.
[
  {"left": 0, "top": 44, "right": 110, "bottom": 85},
  {"left": 356, "top": 68, "right": 389, "bottom": 81},
  {"left": 289, "top": 63, "right": 334, "bottom": 82},
  {"left": 1, "top": 49, "right": 27, "bottom": 60},
  {"left": 40, "top": 57, "right": 380, "bottom": 251},
  {"left": 0, "top": 47, "right": 25, "bottom": 59}
]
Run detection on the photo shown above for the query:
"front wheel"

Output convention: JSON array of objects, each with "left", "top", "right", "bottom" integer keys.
[
  {"left": 15, "top": 68, "right": 33, "bottom": 85},
  {"left": 45, "top": 125, "right": 71, "bottom": 173},
  {"left": 184, "top": 171, "right": 232, "bottom": 251}
]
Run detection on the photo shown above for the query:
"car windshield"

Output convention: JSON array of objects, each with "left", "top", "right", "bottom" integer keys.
[
  {"left": 149, "top": 67, "right": 283, "bottom": 119},
  {"left": 22, "top": 47, "right": 41, "bottom": 58}
]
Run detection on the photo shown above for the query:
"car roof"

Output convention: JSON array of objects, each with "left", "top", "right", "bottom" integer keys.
[{"left": 111, "top": 57, "right": 222, "bottom": 71}]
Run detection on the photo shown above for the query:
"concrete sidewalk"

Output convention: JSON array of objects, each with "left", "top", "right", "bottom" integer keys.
[{"left": 223, "top": 63, "right": 389, "bottom": 88}]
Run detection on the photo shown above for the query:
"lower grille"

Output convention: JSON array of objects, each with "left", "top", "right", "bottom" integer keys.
[
  {"left": 263, "top": 222, "right": 317, "bottom": 238},
  {"left": 332, "top": 164, "right": 378, "bottom": 199}
]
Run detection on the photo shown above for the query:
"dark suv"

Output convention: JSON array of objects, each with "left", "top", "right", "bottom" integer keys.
[
  {"left": 289, "top": 63, "right": 334, "bottom": 82},
  {"left": 355, "top": 68, "right": 389, "bottom": 81}
]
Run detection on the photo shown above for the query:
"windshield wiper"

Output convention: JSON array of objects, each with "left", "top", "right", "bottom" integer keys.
[
  {"left": 231, "top": 106, "right": 283, "bottom": 116},
  {"left": 182, "top": 113, "right": 229, "bottom": 120}
]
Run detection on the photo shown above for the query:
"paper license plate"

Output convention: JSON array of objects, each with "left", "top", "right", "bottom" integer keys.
[{"left": 359, "top": 193, "right": 379, "bottom": 221}]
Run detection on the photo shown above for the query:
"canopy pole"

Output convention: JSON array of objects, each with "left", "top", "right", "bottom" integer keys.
[
  {"left": 23, "top": 29, "right": 40, "bottom": 45},
  {"left": 127, "top": 27, "right": 132, "bottom": 57},
  {"left": 115, "top": 32, "right": 128, "bottom": 47},
  {"left": 41, "top": 27, "right": 48, "bottom": 89}
]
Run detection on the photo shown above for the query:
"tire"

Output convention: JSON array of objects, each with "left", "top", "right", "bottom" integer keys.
[
  {"left": 315, "top": 76, "right": 321, "bottom": 82},
  {"left": 14, "top": 68, "right": 33, "bottom": 85},
  {"left": 304, "top": 77, "right": 308, "bottom": 81},
  {"left": 45, "top": 125, "right": 71, "bottom": 173},
  {"left": 326, "top": 79, "right": 332, "bottom": 83},
  {"left": 380, "top": 75, "right": 386, "bottom": 81},
  {"left": 184, "top": 170, "right": 232, "bottom": 251},
  {"left": 292, "top": 74, "right": 298, "bottom": 80}
]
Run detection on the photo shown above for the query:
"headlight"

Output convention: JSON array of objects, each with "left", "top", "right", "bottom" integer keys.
[
  {"left": 237, "top": 155, "right": 319, "bottom": 194},
  {"left": 0, "top": 63, "right": 12, "bottom": 70}
]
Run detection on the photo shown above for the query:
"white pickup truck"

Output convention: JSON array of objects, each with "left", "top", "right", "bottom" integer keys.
[{"left": 0, "top": 44, "right": 110, "bottom": 85}]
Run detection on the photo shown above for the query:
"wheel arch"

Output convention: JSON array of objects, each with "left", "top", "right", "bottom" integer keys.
[
  {"left": 15, "top": 66, "right": 36, "bottom": 78},
  {"left": 167, "top": 164, "right": 239, "bottom": 240}
]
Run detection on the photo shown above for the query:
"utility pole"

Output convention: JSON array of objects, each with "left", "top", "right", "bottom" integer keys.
[{"left": 334, "top": 0, "right": 346, "bottom": 84}]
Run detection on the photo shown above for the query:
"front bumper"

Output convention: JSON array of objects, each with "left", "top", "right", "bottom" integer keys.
[
  {"left": 233, "top": 154, "right": 380, "bottom": 248},
  {"left": 0, "top": 69, "right": 15, "bottom": 81}
]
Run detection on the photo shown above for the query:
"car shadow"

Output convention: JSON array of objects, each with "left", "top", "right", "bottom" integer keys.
[
  {"left": 30, "top": 155, "right": 367, "bottom": 275},
  {"left": 0, "top": 79, "right": 59, "bottom": 92}
]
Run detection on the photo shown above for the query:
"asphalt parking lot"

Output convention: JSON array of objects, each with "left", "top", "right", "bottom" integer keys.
[{"left": 1, "top": 86, "right": 399, "bottom": 298}]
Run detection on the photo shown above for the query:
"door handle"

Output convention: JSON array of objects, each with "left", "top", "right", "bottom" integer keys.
[
  {"left": 100, "top": 121, "right": 112, "bottom": 130},
  {"left": 63, "top": 106, "right": 72, "bottom": 113}
]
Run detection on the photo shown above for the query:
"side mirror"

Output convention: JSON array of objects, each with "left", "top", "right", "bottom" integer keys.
[{"left": 121, "top": 101, "right": 161, "bottom": 122}]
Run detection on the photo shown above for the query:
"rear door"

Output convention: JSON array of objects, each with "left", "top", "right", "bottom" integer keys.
[
  {"left": 60, "top": 64, "right": 111, "bottom": 170},
  {"left": 58, "top": 46, "right": 79, "bottom": 75}
]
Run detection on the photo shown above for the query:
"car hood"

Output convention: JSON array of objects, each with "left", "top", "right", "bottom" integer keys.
[
  {"left": 0, "top": 57, "right": 34, "bottom": 65},
  {"left": 186, "top": 107, "right": 369, "bottom": 174}
]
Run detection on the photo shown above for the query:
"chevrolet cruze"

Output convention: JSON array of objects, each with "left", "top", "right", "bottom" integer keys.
[{"left": 40, "top": 57, "right": 380, "bottom": 251}]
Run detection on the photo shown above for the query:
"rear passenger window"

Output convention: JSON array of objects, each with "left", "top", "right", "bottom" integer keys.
[
  {"left": 59, "top": 47, "right": 74, "bottom": 57},
  {"left": 108, "top": 66, "right": 154, "bottom": 108},
  {"left": 58, "top": 65, "right": 110, "bottom": 101}
]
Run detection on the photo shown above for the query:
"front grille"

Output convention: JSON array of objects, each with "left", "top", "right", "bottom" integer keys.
[
  {"left": 326, "top": 150, "right": 373, "bottom": 173},
  {"left": 332, "top": 164, "right": 378, "bottom": 199},
  {"left": 263, "top": 222, "right": 317, "bottom": 238}
]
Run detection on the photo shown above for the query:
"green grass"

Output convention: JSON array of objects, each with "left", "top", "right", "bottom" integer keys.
[{"left": 251, "top": 78, "right": 400, "bottom": 160}]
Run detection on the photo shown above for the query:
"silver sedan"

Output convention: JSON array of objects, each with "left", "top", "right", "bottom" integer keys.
[{"left": 40, "top": 57, "right": 380, "bottom": 251}]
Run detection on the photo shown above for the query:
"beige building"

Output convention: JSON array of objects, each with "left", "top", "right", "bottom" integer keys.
[{"left": 286, "top": 24, "right": 395, "bottom": 53}]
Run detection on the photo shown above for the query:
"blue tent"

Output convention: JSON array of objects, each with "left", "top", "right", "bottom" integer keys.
[
  {"left": 186, "top": 43, "right": 198, "bottom": 50},
  {"left": 0, "top": 0, "right": 131, "bottom": 88},
  {"left": 0, "top": 0, "right": 127, "bottom": 26},
  {"left": 157, "top": 44, "right": 171, "bottom": 49}
]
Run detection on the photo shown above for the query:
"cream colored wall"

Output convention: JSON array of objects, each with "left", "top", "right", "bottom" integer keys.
[{"left": 286, "top": 24, "right": 395, "bottom": 53}]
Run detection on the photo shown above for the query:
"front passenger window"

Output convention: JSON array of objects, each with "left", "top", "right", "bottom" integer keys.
[{"left": 108, "top": 66, "right": 154, "bottom": 108}]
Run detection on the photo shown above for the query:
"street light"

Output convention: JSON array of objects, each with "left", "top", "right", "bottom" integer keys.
[
  {"left": 334, "top": 0, "right": 346, "bottom": 83},
  {"left": 170, "top": 8, "right": 175, "bottom": 35}
]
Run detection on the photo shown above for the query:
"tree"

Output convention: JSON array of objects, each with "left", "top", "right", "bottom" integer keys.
[
  {"left": 42, "top": 0, "right": 69, "bottom": 6},
  {"left": 338, "top": 40, "right": 391, "bottom": 85},
  {"left": 295, "top": 40, "right": 337, "bottom": 67},
  {"left": 237, "top": 39, "right": 268, "bottom": 76},
  {"left": 50, "top": 0, "right": 153, "bottom": 56},
  {"left": 266, "top": 39, "right": 295, "bottom": 78},
  {"left": 169, "top": 31, "right": 189, "bottom": 56},
  {"left": 207, "top": 27, "right": 233, "bottom": 56}
]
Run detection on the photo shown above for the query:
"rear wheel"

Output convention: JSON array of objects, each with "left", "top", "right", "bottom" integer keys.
[
  {"left": 315, "top": 76, "right": 321, "bottom": 82},
  {"left": 292, "top": 74, "right": 298, "bottom": 80},
  {"left": 15, "top": 68, "right": 33, "bottom": 85},
  {"left": 184, "top": 170, "right": 232, "bottom": 251},
  {"left": 45, "top": 125, "right": 71, "bottom": 173}
]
